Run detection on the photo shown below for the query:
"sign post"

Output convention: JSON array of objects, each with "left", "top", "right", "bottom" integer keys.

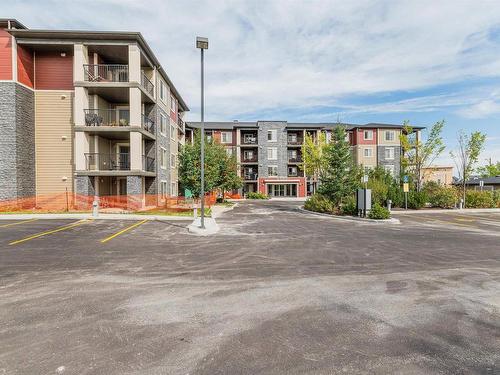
[
  {"left": 479, "top": 180, "right": 484, "bottom": 192},
  {"left": 403, "top": 175, "right": 409, "bottom": 210}
]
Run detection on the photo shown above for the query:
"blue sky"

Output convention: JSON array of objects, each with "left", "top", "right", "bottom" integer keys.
[{"left": 3, "top": 0, "right": 500, "bottom": 167}]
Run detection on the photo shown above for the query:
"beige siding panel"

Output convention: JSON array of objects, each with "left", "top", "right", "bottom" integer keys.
[
  {"left": 35, "top": 91, "right": 74, "bottom": 196},
  {"left": 378, "top": 129, "right": 401, "bottom": 146}
]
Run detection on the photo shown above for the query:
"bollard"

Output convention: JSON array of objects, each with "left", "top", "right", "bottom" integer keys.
[
  {"left": 387, "top": 199, "right": 392, "bottom": 212},
  {"left": 193, "top": 206, "right": 198, "bottom": 219},
  {"left": 459, "top": 198, "right": 464, "bottom": 210},
  {"left": 92, "top": 199, "right": 99, "bottom": 218}
]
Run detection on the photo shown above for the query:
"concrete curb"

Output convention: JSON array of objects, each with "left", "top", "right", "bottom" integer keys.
[
  {"left": 211, "top": 202, "right": 238, "bottom": 219},
  {"left": 187, "top": 217, "right": 220, "bottom": 235},
  {"left": 0, "top": 213, "right": 193, "bottom": 221},
  {"left": 298, "top": 207, "right": 400, "bottom": 224},
  {"left": 391, "top": 208, "right": 500, "bottom": 215}
]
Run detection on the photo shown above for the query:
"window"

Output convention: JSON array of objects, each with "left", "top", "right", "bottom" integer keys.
[
  {"left": 171, "top": 182, "right": 177, "bottom": 196},
  {"left": 160, "top": 113, "right": 167, "bottom": 135},
  {"left": 363, "top": 130, "right": 373, "bottom": 140},
  {"left": 268, "top": 165, "right": 278, "bottom": 176},
  {"left": 226, "top": 148, "right": 234, "bottom": 156},
  {"left": 244, "top": 150, "right": 254, "bottom": 161},
  {"left": 385, "top": 130, "right": 395, "bottom": 141},
  {"left": 243, "top": 133, "right": 256, "bottom": 144},
  {"left": 288, "top": 149, "right": 297, "bottom": 161},
  {"left": 288, "top": 133, "right": 297, "bottom": 143},
  {"left": 267, "top": 147, "right": 278, "bottom": 160},
  {"left": 170, "top": 154, "right": 176, "bottom": 168},
  {"left": 267, "top": 129, "right": 277, "bottom": 142},
  {"left": 159, "top": 80, "right": 166, "bottom": 101},
  {"left": 205, "top": 131, "right": 213, "bottom": 142},
  {"left": 160, "top": 147, "right": 167, "bottom": 169},
  {"left": 170, "top": 123, "right": 176, "bottom": 140},
  {"left": 160, "top": 181, "right": 167, "bottom": 198},
  {"left": 288, "top": 166, "right": 298, "bottom": 176},
  {"left": 384, "top": 147, "right": 395, "bottom": 160},
  {"left": 221, "top": 131, "right": 233, "bottom": 144},
  {"left": 384, "top": 164, "right": 394, "bottom": 176},
  {"left": 364, "top": 148, "right": 372, "bottom": 157},
  {"left": 170, "top": 95, "right": 176, "bottom": 112}
]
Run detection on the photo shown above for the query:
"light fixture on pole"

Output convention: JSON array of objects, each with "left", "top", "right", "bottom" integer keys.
[{"left": 196, "top": 36, "right": 208, "bottom": 229}]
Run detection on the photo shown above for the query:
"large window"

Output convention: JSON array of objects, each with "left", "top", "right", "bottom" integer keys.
[
  {"left": 221, "top": 131, "right": 232, "bottom": 144},
  {"left": 170, "top": 153, "right": 176, "bottom": 168},
  {"left": 268, "top": 165, "right": 278, "bottom": 176},
  {"left": 170, "top": 95, "right": 176, "bottom": 112},
  {"left": 160, "top": 180, "right": 167, "bottom": 198},
  {"left": 160, "top": 147, "right": 167, "bottom": 169},
  {"left": 205, "top": 131, "right": 213, "bottom": 142},
  {"left": 288, "top": 166, "right": 298, "bottom": 176},
  {"left": 364, "top": 148, "right": 373, "bottom": 157},
  {"left": 267, "top": 147, "right": 278, "bottom": 160},
  {"left": 171, "top": 182, "right": 177, "bottom": 196},
  {"left": 385, "top": 130, "right": 395, "bottom": 141},
  {"left": 243, "top": 150, "right": 254, "bottom": 161},
  {"left": 170, "top": 123, "right": 176, "bottom": 140},
  {"left": 363, "top": 130, "right": 373, "bottom": 140},
  {"left": 267, "top": 129, "right": 277, "bottom": 142},
  {"left": 384, "top": 147, "right": 395, "bottom": 160},
  {"left": 159, "top": 80, "right": 166, "bottom": 102},
  {"left": 160, "top": 113, "right": 167, "bottom": 135}
]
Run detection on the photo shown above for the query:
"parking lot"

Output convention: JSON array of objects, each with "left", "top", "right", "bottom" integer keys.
[{"left": 0, "top": 201, "right": 499, "bottom": 374}]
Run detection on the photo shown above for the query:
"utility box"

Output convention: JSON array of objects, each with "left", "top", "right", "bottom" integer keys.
[{"left": 357, "top": 188, "right": 372, "bottom": 217}]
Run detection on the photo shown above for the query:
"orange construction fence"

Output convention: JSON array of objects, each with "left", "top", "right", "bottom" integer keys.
[{"left": 0, "top": 192, "right": 218, "bottom": 213}]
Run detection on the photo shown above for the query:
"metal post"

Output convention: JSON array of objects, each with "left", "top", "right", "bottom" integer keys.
[
  {"left": 405, "top": 192, "right": 408, "bottom": 210},
  {"left": 200, "top": 48, "right": 205, "bottom": 229}
]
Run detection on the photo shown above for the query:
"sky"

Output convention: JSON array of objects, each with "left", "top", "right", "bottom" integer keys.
[{"left": 3, "top": 0, "right": 500, "bottom": 168}]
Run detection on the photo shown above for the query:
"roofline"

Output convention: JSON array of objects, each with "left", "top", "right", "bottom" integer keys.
[
  {"left": 7, "top": 28, "right": 189, "bottom": 111},
  {"left": 0, "top": 18, "right": 28, "bottom": 29},
  {"left": 186, "top": 121, "right": 426, "bottom": 130}
]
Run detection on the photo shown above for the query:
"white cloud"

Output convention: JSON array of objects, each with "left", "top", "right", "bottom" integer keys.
[{"left": 4, "top": 0, "right": 500, "bottom": 121}]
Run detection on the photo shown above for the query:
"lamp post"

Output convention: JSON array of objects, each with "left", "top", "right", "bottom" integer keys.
[{"left": 196, "top": 37, "right": 208, "bottom": 229}]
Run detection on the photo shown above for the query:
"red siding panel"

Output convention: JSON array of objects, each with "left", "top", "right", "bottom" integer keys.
[
  {"left": 34, "top": 51, "right": 73, "bottom": 90},
  {"left": 0, "top": 30, "right": 12, "bottom": 80},
  {"left": 17, "top": 44, "right": 34, "bottom": 88},
  {"left": 356, "top": 128, "right": 377, "bottom": 145}
]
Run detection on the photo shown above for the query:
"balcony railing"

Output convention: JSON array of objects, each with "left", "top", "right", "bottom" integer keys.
[
  {"left": 287, "top": 138, "right": 303, "bottom": 145},
  {"left": 85, "top": 153, "right": 130, "bottom": 171},
  {"left": 141, "top": 71, "right": 154, "bottom": 96},
  {"left": 142, "top": 114, "right": 155, "bottom": 134},
  {"left": 242, "top": 155, "right": 258, "bottom": 162},
  {"left": 242, "top": 136, "right": 258, "bottom": 144},
  {"left": 83, "top": 64, "right": 129, "bottom": 82},
  {"left": 84, "top": 109, "right": 130, "bottom": 127},
  {"left": 288, "top": 156, "right": 303, "bottom": 163},
  {"left": 178, "top": 117, "right": 185, "bottom": 133},
  {"left": 143, "top": 156, "right": 155, "bottom": 172},
  {"left": 243, "top": 172, "right": 258, "bottom": 180}
]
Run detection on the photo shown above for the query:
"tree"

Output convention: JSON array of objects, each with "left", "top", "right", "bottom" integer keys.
[
  {"left": 450, "top": 131, "right": 486, "bottom": 207},
  {"left": 301, "top": 131, "right": 329, "bottom": 183},
  {"left": 400, "top": 120, "right": 446, "bottom": 192},
  {"left": 477, "top": 159, "right": 500, "bottom": 177},
  {"left": 318, "top": 126, "right": 362, "bottom": 207},
  {"left": 218, "top": 151, "right": 243, "bottom": 199},
  {"left": 178, "top": 130, "right": 241, "bottom": 198}
]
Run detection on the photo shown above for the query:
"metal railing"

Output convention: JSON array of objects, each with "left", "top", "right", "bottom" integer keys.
[
  {"left": 288, "top": 156, "right": 303, "bottom": 163},
  {"left": 83, "top": 64, "right": 129, "bottom": 82},
  {"left": 178, "top": 117, "right": 185, "bottom": 133},
  {"left": 85, "top": 153, "right": 130, "bottom": 171},
  {"left": 143, "top": 156, "right": 155, "bottom": 172},
  {"left": 242, "top": 135, "right": 258, "bottom": 144},
  {"left": 242, "top": 155, "right": 258, "bottom": 162},
  {"left": 84, "top": 109, "right": 130, "bottom": 127},
  {"left": 141, "top": 114, "right": 155, "bottom": 133},
  {"left": 287, "top": 138, "right": 303, "bottom": 145},
  {"left": 243, "top": 172, "right": 258, "bottom": 180},
  {"left": 141, "top": 71, "right": 154, "bottom": 96}
]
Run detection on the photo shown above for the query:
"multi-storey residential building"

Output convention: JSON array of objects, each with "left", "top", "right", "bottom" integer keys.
[
  {"left": 186, "top": 121, "right": 423, "bottom": 198},
  {"left": 0, "top": 19, "right": 188, "bottom": 207}
]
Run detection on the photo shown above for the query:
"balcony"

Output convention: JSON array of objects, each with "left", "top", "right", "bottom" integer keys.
[
  {"left": 83, "top": 64, "right": 129, "bottom": 82},
  {"left": 287, "top": 137, "right": 303, "bottom": 145},
  {"left": 143, "top": 156, "right": 155, "bottom": 172},
  {"left": 243, "top": 172, "right": 258, "bottom": 181},
  {"left": 288, "top": 156, "right": 303, "bottom": 163},
  {"left": 85, "top": 153, "right": 130, "bottom": 171},
  {"left": 141, "top": 71, "right": 154, "bottom": 97},
  {"left": 84, "top": 109, "right": 130, "bottom": 127},
  {"left": 142, "top": 114, "right": 155, "bottom": 134},
  {"left": 241, "top": 133, "right": 258, "bottom": 145},
  {"left": 241, "top": 155, "right": 258, "bottom": 162}
]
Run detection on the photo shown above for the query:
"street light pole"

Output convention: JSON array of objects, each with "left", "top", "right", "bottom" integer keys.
[{"left": 196, "top": 37, "right": 208, "bottom": 229}]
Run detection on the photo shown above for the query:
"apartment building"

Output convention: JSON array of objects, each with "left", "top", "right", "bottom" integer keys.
[
  {"left": 0, "top": 19, "right": 188, "bottom": 207},
  {"left": 186, "top": 121, "right": 423, "bottom": 198}
]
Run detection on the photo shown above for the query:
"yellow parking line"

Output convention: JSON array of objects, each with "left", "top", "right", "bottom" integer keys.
[
  {"left": 9, "top": 219, "right": 92, "bottom": 246},
  {"left": 0, "top": 218, "right": 38, "bottom": 228},
  {"left": 100, "top": 220, "right": 148, "bottom": 243}
]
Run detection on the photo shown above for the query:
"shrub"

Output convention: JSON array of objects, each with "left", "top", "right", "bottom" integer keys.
[
  {"left": 493, "top": 191, "right": 500, "bottom": 208},
  {"left": 247, "top": 192, "right": 269, "bottom": 200},
  {"left": 465, "top": 190, "right": 495, "bottom": 208},
  {"left": 367, "top": 179, "right": 389, "bottom": 206},
  {"left": 368, "top": 203, "right": 391, "bottom": 219},
  {"left": 427, "top": 186, "right": 458, "bottom": 209},
  {"left": 387, "top": 183, "right": 404, "bottom": 207},
  {"left": 340, "top": 196, "right": 357, "bottom": 216},
  {"left": 304, "top": 193, "right": 334, "bottom": 214},
  {"left": 408, "top": 191, "right": 427, "bottom": 209}
]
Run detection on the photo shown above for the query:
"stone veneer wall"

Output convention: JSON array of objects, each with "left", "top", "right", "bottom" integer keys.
[
  {"left": 0, "top": 82, "right": 35, "bottom": 200},
  {"left": 75, "top": 176, "right": 95, "bottom": 196},
  {"left": 377, "top": 145, "right": 401, "bottom": 177},
  {"left": 257, "top": 121, "right": 288, "bottom": 178}
]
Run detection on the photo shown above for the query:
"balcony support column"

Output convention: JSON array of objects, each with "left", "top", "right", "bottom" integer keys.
[
  {"left": 130, "top": 132, "right": 142, "bottom": 171},
  {"left": 128, "top": 44, "right": 141, "bottom": 83},
  {"left": 129, "top": 87, "right": 142, "bottom": 127},
  {"left": 74, "top": 86, "right": 89, "bottom": 127},
  {"left": 75, "top": 131, "right": 90, "bottom": 170},
  {"left": 73, "top": 43, "right": 88, "bottom": 82}
]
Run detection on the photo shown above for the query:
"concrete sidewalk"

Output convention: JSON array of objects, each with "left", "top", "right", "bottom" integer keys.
[{"left": 392, "top": 208, "right": 500, "bottom": 215}]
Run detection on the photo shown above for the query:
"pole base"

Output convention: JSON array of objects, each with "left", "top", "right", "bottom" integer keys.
[{"left": 188, "top": 217, "right": 220, "bottom": 235}]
